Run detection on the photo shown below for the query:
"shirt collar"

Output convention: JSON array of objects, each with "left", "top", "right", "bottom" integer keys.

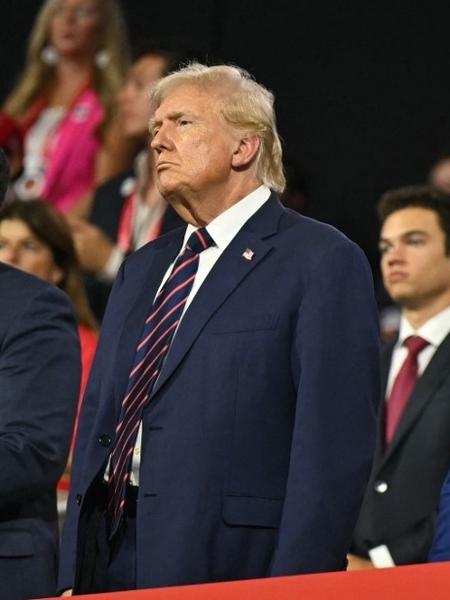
[
  {"left": 183, "top": 185, "right": 271, "bottom": 250},
  {"left": 397, "top": 304, "right": 450, "bottom": 348}
]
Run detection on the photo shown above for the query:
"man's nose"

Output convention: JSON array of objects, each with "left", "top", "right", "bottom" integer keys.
[
  {"left": 385, "top": 244, "right": 404, "bottom": 264},
  {"left": 150, "top": 125, "right": 170, "bottom": 152},
  {"left": 118, "top": 83, "right": 133, "bottom": 104},
  {"left": 150, "top": 131, "right": 162, "bottom": 152}
]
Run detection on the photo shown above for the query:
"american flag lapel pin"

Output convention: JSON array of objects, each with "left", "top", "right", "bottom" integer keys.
[{"left": 242, "top": 248, "right": 255, "bottom": 261}]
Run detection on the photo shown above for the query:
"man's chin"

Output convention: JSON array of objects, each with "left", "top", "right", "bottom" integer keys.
[
  {"left": 388, "top": 291, "right": 420, "bottom": 310},
  {"left": 155, "top": 177, "right": 181, "bottom": 201},
  {"left": 163, "top": 190, "right": 184, "bottom": 207},
  {"left": 386, "top": 285, "right": 408, "bottom": 303}
]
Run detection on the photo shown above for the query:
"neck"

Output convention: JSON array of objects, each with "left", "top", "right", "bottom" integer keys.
[
  {"left": 403, "top": 295, "right": 450, "bottom": 329},
  {"left": 169, "top": 177, "right": 261, "bottom": 227},
  {"left": 47, "top": 58, "right": 92, "bottom": 106},
  {"left": 57, "top": 55, "right": 93, "bottom": 79}
]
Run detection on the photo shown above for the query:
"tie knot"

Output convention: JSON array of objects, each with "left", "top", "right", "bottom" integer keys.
[
  {"left": 185, "top": 227, "right": 215, "bottom": 255},
  {"left": 404, "top": 335, "right": 428, "bottom": 357}
]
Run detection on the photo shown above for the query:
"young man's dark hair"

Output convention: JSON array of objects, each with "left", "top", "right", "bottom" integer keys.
[
  {"left": 0, "top": 148, "right": 9, "bottom": 204},
  {"left": 377, "top": 185, "right": 450, "bottom": 254}
]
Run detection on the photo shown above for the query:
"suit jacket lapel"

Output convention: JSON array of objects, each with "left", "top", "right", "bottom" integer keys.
[
  {"left": 150, "top": 195, "right": 283, "bottom": 399},
  {"left": 113, "top": 230, "right": 185, "bottom": 403},
  {"left": 380, "top": 332, "right": 450, "bottom": 466}
]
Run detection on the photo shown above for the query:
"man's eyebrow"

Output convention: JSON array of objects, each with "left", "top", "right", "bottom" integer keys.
[
  {"left": 400, "top": 229, "right": 430, "bottom": 239},
  {"left": 149, "top": 111, "right": 196, "bottom": 132},
  {"left": 403, "top": 229, "right": 429, "bottom": 236},
  {"left": 379, "top": 229, "right": 429, "bottom": 243}
]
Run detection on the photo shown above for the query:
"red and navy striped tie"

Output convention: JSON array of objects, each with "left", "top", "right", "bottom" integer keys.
[{"left": 107, "top": 227, "right": 214, "bottom": 536}]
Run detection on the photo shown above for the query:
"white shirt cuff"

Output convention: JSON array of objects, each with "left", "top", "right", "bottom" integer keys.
[{"left": 368, "top": 544, "right": 396, "bottom": 568}]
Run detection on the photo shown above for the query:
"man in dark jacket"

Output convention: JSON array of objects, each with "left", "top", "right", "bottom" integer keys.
[
  {"left": 0, "top": 148, "right": 81, "bottom": 599},
  {"left": 350, "top": 185, "right": 450, "bottom": 568}
]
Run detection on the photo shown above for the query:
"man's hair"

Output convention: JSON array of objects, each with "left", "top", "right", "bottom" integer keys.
[
  {"left": 131, "top": 42, "right": 185, "bottom": 76},
  {"left": 0, "top": 148, "right": 10, "bottom": 205},
  {"left": 377, "top": 185, "right": 450, "bottom": 254},
  {"left": 150, "top": 62, "right": 286, "bottom": 193}
]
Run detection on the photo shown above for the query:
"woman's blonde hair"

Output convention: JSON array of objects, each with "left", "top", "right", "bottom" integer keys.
[
  {"left": 4, "top": 0, "right": 129, "bottom": 127},
  {"left": 150, "top": 62, "right": 286, "bottom": 193}
]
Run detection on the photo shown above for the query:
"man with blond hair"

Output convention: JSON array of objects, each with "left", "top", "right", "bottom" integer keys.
[{"left": 59, "top": 63, "right": 379, "bottom": 594}]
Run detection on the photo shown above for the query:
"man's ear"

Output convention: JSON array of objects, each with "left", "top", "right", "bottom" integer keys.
[{"left": 231, "top": 136, "right": 260, "bottom": 169}]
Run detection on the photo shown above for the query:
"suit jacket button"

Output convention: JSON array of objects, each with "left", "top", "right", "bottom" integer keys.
[
  {"left": 98, "top": 434, "right": 112, "bottom": 447},
  {"left": 374, "top": 481, "right": 388, "bottom": 494},
  {"left": 76, "top": 494, "right": 82, "bottom": 505}
]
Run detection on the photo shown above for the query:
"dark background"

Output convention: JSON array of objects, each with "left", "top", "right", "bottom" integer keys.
[{"left": 3, "top": 1, "right": 450, "bottom": 293}]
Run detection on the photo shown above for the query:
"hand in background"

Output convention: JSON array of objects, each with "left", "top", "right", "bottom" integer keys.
[{"left": 67, "top": 215, "right": 113, "bottom": 272}]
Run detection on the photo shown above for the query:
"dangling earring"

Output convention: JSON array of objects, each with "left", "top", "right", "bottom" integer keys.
[
  {"left": 95, "top": 49, "right": 110, "bottom": 69},
  {"left": 41, "top": 45, "right": 59, "bottom": 66}
]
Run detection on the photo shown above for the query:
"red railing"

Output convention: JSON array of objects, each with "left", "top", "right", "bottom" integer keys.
[{"left": 39, "top": 562, "right": 450, "bottom": 599}]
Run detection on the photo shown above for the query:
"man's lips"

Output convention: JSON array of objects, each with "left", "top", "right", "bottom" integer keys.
[
  {"left": 386, "top": 271, "right": 408, "bottom": 284},
  {"left": 156, "top": 161, "right": 174, "bottom": 171}
]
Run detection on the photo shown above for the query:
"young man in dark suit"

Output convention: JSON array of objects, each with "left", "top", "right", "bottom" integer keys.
[
  {"left": 59, "top": 63, "right": 379, "bottom": 595},
  {"left": 0, "top": 148, "right": 81, "bottom": 599},
  {"left": 350, "top": 186, "right": 450, "bottom": 568}
]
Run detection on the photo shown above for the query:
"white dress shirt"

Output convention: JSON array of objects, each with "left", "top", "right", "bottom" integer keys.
[{"left": 385, "top": 305, "right": 450, "bottom": 397}]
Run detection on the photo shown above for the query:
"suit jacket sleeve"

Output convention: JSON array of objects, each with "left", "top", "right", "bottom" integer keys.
[
  {"left": 388, "top": 516, "right": 437, "bottom": 564},
  {"left": 58, "top": 263, "right": 126, "bottom": 592},
  {"left": 270, "top": 239, "right": 380, "bottom": 575},
  {"left": 429, "top": 469, "right": 450, "bottom": 562},
  {"left": 0, "top": 284, "right": 81, "bottom": 506}
]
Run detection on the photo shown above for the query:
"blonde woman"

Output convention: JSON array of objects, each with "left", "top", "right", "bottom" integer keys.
[{"left": 3, "top": 0, "right": 135, "bottom": 215}]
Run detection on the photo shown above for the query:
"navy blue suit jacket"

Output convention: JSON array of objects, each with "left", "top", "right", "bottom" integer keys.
[
  {"left": 0, "top": 264, "right": 80, "bottom": 600},
  {"left": 59, "top": 194, "right": 380, "bottom": 591},
  {"left": 430, "top": 468, "right": 450, "bottom": 561}
]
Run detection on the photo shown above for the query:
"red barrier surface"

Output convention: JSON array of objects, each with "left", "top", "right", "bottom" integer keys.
[{"left": 40, "top": 562, "right": 450, "bottom": 600}]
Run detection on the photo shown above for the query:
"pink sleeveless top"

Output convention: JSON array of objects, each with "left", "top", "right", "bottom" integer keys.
[{"left": 24, "top": 86, "right": 104, "bottom": 213}]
